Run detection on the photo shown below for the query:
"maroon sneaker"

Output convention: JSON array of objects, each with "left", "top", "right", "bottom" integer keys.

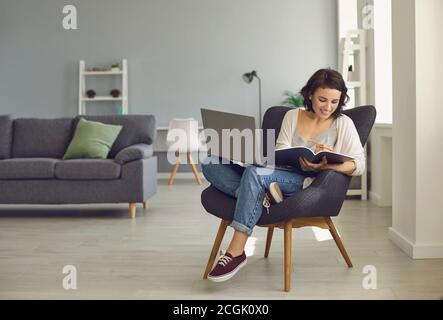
[{"left": 208, "top": 251, "right": 247, "bottom": 282}]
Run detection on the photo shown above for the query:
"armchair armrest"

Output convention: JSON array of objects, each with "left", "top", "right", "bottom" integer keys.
[
  {"left": 275, "top": 170, "right": 351, "bottom": 220},
  {"left": 114, "top": 144, "right": 154, "bottom": 164}
]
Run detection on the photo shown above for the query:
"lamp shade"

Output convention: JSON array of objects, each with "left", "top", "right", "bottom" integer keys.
[
  {"left": 242, "top": 70, "right": 257, "bottom": 83},
  {"left": 166, "top": 118, "right": 201, "bottom": 153}
]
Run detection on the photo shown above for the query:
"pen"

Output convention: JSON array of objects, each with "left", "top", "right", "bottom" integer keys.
[{"left": 308, "top": 139, "right": 335, "bottom": 152}]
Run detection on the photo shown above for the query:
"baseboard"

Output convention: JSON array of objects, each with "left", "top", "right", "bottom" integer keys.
[
  {"left": 369, "top": 191, "right": 381, "bottom": 206},
  {"left": 412, "top": 243, "right": 443, "bottom": 259},
  {"left": 388, "top": 227, "right": 414, "bottom": 257},
  {"left": 369, "top": 191, "right": 392, "bottom": 207},
  {"left": 389, "top": 227, "right": 443, "bottom": 259}
]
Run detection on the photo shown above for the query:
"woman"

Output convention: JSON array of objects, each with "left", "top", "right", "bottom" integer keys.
[{"left": 201, "top": 68, "right": 365, "bottom": 282}]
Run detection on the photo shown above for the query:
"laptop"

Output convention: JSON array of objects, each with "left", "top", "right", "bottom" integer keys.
[{"left": 200, "top": 108, "right": 270, "bottom": 166}]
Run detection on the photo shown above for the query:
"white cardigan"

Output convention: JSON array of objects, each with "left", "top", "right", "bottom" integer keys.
[{"left": 275, "top": 109, "right": 365, "bottom": 184}]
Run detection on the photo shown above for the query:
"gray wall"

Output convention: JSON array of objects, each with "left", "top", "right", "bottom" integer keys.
[{"left": 0, "top": 0, "right": 337, "bottom": 127}]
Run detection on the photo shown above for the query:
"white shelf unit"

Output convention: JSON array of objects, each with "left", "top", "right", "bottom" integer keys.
[
  {"left": 340, "top": 29, "right": 368, "bottom": 200},
  {"left": 78, "top": 59, "right": 128, "bottom": 115}
]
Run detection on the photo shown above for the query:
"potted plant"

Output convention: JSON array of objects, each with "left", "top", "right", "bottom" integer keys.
[
  {"left": 281, "top": 90, "right": 305, "bottom": 108},
  {"left": 110, "top": 63, "right": 120, "bottom": 72}
]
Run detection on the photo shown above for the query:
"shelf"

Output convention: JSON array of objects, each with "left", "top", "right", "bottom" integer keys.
[
  {"left": 81, "top": 96, "right": 127, "bottom": 101},
  {"left": 78, "top": 59, "right": 129, "bottom": 115},
  {"left": 81, "top": 71, "right": 123, "bottom": 75}
]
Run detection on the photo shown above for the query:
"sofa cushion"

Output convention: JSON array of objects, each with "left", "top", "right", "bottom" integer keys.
[
  {"left": 55, "top": 159, "right": 121, "bottom": 180},
  {"left": 0, "top": 115, "right": 13, "bottom": 159},
  {"left": 74, "top": 115, "right": 156, "bottom": 158},
  {"left": 63, "top": 118, "right": 122, "bottom": 160},
  {"left": 12, "top": 118, "right": 74, "bottom": 158},
  {"left": 0, "top": 158, "right": 58, "bottom": 179}
]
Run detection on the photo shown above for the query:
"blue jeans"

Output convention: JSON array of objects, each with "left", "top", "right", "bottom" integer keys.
[{"left": 202, "top": 156, "right": 306, "bottom": 236}]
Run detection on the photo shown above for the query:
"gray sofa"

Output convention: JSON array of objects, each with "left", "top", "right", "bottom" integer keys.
[{"left": 0, "top": 114, "right": 157, "bottom": 218}]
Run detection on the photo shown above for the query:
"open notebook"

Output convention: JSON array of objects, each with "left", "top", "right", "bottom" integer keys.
[{"left": 274, "top": 146, "right": 354, "bottom": 169}]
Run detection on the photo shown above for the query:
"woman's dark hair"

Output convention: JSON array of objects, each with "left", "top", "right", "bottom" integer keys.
[{"left": 300, "top": 68, "right": 349, "bottom": 119}]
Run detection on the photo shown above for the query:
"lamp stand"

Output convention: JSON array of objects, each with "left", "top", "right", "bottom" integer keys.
[{"left": 257, "top": 75, "right": 262, "bottom": 126}]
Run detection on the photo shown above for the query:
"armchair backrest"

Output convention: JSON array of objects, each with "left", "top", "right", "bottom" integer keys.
[
  {"left": 261, "top": 105, "right": 377, "bottom": 151},
  {"left": 342, "top": 105, "right": 376, "bottom": 146},
  {"left": 261, "top": 107, "right": 292, "bottom": 157}
]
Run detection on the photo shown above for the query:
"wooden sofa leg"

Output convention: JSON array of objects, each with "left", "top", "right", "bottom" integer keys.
[
  {"left": 129, "top": 203, "right": 136, "bottom": 219},
  {"left": 203, "top": 219, "right": 230, "bottom": 279},
  {"left": 143, "top": 201, "right": 148, "bottom": 209},
  {"left": 284, "top": 220, "right": 292, "bottom": 292},
  {"left": 264, "top": 227, "right": 274, "bottom": 258},
  {"left": 325, "top": 217, "right": 353, "bottom": 268}
]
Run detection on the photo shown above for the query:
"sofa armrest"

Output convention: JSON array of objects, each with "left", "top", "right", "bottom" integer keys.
[{"left": 114, "top": 144, "right": 154, "bottom": 164}]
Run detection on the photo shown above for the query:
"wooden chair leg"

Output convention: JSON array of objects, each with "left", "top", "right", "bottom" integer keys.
[
  {"left": 142, "top": 201, "right": 148, "bottom": 209},
  {"left": 283, "top": 220, "right": 292, "bottom": 292},
  {"left": 203, "top": 219, "right": 230, "bottom": 279},
  {"left": 325, "top": 217, "right": 353, "bottom": 268},
  {"left": 264, "top": 227, "right": 274, "bottom": 258},
  {"left": 187, "top": 152, "right": 203, "bottom": 185},
  {"left": 129, "top": 203, "right": 136, "bottom": 219},
  {"left": 168, "top": 159, "right": 180, "bottom": 186}
]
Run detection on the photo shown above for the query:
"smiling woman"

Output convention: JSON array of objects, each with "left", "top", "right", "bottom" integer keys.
[
  {"left": 300, "top": 68, "right": 350, "bottom": 120},
  {"left": 277, "top": 69, "right": 362, "bottom": 177},
  {"left": 201, "top": 68, "right": 366, "bottom": 283}
]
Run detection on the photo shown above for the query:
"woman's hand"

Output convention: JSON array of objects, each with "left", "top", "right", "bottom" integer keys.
[
  {"left": 314, "top": 143, "right": 335, "bottom": 154},
  {"left": 299, "top": 157, "right": 357, "bottom": 176},
  {"left": 299, "top": 156, "right": 329, "bottom": 172}
]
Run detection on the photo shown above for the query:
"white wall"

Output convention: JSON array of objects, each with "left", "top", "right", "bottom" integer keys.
[
  {"left": 414, "top": 0, "right": 443, "bottom": 255},
  {"left": 374, "top": 0, "right": 392, "bottom": 124},
  {"left": 369, "top": 124, "right": 392, "bottom": 207},
  {"left": 338, "top": 0, "right": 393, "bottom": 123},
  {"left": 368, "top": 0, "right": 393, "bottom": 206},
  {"left": 338, "top": 0, "right": 358, "bottom": 40},
  {"left": 358, "top": 0, "right": 375, "bottom": 107},
  {"left": 390, "top": 0, "right": 443, "bottom": 258},
  {"left": 337, "top": 0, "right": 358, "bottom": 109},
  {"left": 391, "top": 0, "right": 418, "bottom": 252},
  {"left": 0, "top": 0, "right": 338, "bottom": 127}
]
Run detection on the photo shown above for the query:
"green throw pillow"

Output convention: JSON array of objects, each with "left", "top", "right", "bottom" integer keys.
[{"left": 63, "top": 118, "right": 123, "bottom": 160}]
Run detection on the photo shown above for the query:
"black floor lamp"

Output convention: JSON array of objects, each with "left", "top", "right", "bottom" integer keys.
[{"left": 242, "top": 70, "right": 262, "bottom": 125}]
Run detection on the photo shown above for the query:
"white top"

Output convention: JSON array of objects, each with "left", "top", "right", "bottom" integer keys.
[
  {"left": 289, "top": 116, "right": 338, "bottom": 153},
  {"left": 275, "top": 108, "right": 365, "bottom": 187}
]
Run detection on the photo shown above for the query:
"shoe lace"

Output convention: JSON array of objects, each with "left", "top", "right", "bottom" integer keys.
[
  {"left": 218, "top": 255, "right": 233, "bottom": 267},
  {"left": 263, "top": 193, "right": 270, "bottom": 214}
]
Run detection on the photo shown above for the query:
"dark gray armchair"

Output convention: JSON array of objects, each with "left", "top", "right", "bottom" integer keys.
[{"left": 201, "top": 105, "right": 376, "bottom": 292}]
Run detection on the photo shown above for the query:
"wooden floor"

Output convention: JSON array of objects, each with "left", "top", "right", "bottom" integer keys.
[{"left": 0, "top": 179, "right": 442, "bottom": 300}]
